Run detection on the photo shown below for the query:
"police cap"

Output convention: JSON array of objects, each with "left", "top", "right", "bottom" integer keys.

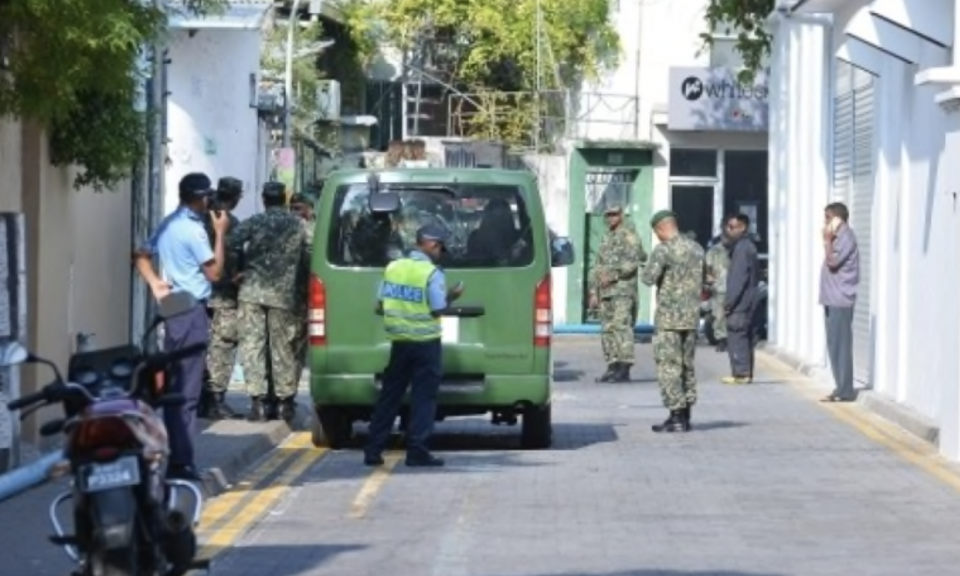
[
  {"left": 416, "top": 223, "right": 450, "bottom": 247},
  {"left": 179, "top": 172, "right": 214, "bottom": 199},
  {"left": 217, "top": 177, "right": 244, "bottom": 199}
]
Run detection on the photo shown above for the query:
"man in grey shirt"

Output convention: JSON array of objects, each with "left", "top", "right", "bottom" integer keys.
[{"left": 819, "top": 202, "right": 859, "bottom": 402}]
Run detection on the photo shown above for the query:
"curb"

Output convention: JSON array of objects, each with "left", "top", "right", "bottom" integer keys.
[
  {"left": 0, "top": 450, "right": 64, "bottom": 503},
  {"left": 757, "top": 345, "right": 941, "bottom": 449},
  {"left": 199, "top": 409, "right": 311, "bottom": 497}
]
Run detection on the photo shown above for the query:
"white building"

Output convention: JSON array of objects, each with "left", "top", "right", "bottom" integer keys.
[
  {"left": 768, "top": 0, "right": 960, "bottom": 458},
  {"left": 553, "top": 0, "right": 771, "bottom": 327},
  {"left": 166, "top": 2, "right": 274, "bottom": 220}
]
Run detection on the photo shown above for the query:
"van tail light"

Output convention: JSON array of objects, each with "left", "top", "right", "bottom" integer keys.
[
  {"left": 309, "top": 274, "right": 327, "bottom": 346},
  {"left": 534, "top": 275, "right": 552, "bottom": 347}
]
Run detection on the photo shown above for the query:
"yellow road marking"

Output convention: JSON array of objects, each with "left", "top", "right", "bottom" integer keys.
[
  {"left": 198, "top": 433, "right": 314, "bottom": 529},
  {"left": 758, "top": 354, "right": 960, "bottom": 494},
  {"left": 200, "top": 441, "right": 326, "bottom": 556},
  {"left": 347, "top": 452, "right": 402, "bottom": 519}
]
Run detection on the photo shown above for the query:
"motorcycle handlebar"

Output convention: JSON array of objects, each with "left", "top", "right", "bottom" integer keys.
[
  {"left": 7, "top": 389, "right": 48, "bottom": 411},
  {"left": 5, "top": 342, "right": 208, "bottom": 412}
]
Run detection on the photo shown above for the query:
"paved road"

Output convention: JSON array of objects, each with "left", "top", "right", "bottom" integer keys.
[
  {"left": 205, "top": 338, "right": 960, "bottom": 576},
  {"left": 5, "top": 338, "right": 960, "bottom": 576}
]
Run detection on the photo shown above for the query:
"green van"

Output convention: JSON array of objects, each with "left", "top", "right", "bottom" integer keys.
[{"left": 306, "top": 167, "right": 575, "bottom": 449}]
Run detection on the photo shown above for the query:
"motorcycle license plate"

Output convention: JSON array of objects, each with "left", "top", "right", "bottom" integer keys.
[{"left": 79, "top": 456, "right": 141, "bottom": 493}]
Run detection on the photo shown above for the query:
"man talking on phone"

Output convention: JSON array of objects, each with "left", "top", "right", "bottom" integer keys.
[
  {"left": 820, "top": 202, "right": 859, "bottom": 402},
  {"left": 365, "top": 223, "right": 463, "bottom": 468}
]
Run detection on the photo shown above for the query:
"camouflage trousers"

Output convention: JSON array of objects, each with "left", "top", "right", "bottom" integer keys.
[
  {"left": 239, "top": 302, "right": 300, "bottom": 399},
  {"left": 653, "top": 328, "right": 698, "bottom": 410},
  {"left": 710, "top": 292, "right": 727, "bottom": 340},
  {"left": 600, "top": 296, "right": 636, "bottom": 364},
  {"left": 206, "top": 305, "right": 239, "bottom": 394}
]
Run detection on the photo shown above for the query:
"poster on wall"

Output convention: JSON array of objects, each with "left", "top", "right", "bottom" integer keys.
[{"left": 737, "top": 202, "right": 758, "bottom": 235}]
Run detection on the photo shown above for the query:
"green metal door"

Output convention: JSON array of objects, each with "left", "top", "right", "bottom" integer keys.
[{"left": 581, "top": 168, "right": 640, "bottom": 323}]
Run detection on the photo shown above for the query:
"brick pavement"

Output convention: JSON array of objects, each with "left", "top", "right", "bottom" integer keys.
[{"left": 211, "top": 336, "right": 960, "bottom": 576}]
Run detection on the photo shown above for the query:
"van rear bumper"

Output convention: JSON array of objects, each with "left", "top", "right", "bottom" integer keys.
[{"left": 310, "top": 374, "right": 551, "bottom": 408}]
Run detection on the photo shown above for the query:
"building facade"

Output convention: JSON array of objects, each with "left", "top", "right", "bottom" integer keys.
[
  {"left": 560, "top": 0, "right": 770, "bottom": 327},
  {"left": 768, "top": 0, "right": 960, "bottom": 458},
  {"left": 166, "top": 3, "right": 273, "bottom": 220}
]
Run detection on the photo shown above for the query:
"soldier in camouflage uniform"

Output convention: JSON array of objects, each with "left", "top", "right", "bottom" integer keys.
[
  {"left": 289, "top": 192, "right": 316, "bottom": 389},
  {"left": 199, "top": 177, "right": 244, "bottom": 420},
  {"left": 705, "top": 233, "right": 731, "bottom": 352},
  {"left": 230, "top": 182, "right": 310, "bottom": 423},
  {"left": 641, "top": 210, "right": 705, "bottom": 433},
  {"left": 588, "top": 204, "right": 646, "bottom": 383}
]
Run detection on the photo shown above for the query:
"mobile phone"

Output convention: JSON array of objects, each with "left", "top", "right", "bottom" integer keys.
[
  {"left": 828, "top": 216, "right": 842, "bottom": 234},
  {"left": 453, "top": 280, "right": 464, "bottom": 291}
]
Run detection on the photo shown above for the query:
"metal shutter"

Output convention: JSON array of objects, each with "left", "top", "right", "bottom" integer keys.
[
  {"left": 831, "top": 92, "right": 854, "bottom": 203},
  {"left": 850, "top": 72, "right": 875, "bottom": 384},
  {"left": 830, "top": 61, "right": 875, "bottom": 385}
]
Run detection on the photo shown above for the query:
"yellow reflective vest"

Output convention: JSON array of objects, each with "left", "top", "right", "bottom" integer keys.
[{"left": 381, "top": 258, "right": 441, "bottom": 341}]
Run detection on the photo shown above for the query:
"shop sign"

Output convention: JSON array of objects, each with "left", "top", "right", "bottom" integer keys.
[{"left": 668, "top": 67, "right": 769, "bottom": 132}]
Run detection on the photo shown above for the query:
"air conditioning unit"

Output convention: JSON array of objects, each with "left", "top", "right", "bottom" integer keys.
[{"left": 317, "top": 79, "right": 341, "bottom": 121}]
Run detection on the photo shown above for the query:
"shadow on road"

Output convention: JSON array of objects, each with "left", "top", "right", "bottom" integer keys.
[
  {"left": 211, "top": 543, "right": 366, "bottom": 575},
  {"left": 691, "top": 420, "right": 748, "bottom": 432}
]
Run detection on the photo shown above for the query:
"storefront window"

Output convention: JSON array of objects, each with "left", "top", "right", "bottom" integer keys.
[{"left": 669, "top": 148, "right": 717, "bottom": 178}]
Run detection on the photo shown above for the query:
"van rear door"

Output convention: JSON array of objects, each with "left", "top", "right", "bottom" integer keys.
[{"left": 320, "top": 178, "right": 546, "bottom": 377}]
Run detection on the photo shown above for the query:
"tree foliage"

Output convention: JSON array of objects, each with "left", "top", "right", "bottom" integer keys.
[
  {"left": 339, "top": 0, "right": 620, "bottom": 146},
  {"left": 701, "top": 0, "right": 775, "bottom": 81},
  {"left": 0, "top": 0, "right": 224, "bottom": 191}
]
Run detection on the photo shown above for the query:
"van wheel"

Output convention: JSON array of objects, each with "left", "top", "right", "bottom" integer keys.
[
  {"left": 315, "top": 407, "right": 353, "bottom": 449},
  {"left": 521, "top": 405, "right": 552, "bottom": 449}
]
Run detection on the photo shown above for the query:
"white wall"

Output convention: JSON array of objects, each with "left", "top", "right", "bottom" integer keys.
[
  {"left": 166, "top": 29, "right": 264, "bottom": 219},
  {"left": 770, "top": 0, "right": 960, "bottom": 459},
  {"left": 576, "top": 0, "right": 711, "bottom": 142}
]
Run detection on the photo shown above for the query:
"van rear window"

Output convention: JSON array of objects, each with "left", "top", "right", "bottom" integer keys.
[{"left": 327, "top": 183, "right": 535, "bottom": 269}]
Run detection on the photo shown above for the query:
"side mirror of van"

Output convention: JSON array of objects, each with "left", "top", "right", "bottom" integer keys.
[
  {"left": 550, "top": 236, "right": 575, "bottom": 267},
  {"left": 369, "top": 191, "right": 401, "bottom": 214}
]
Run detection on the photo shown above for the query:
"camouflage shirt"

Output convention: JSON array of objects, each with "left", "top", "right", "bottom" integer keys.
[
  {"left": 591, "top": 219, "right": 646, "bottom": 299},
  {"left": 704, "top": 242, "right": 731, "bottom": 295},
  {"left": 206, "top": 212, "right": 242, "bottom": 308},
  {"left": 230, "top": 207, "right": 309, "bottom": 311},
  {"left": 640, "top": 233, "right": 704, "bottom": 330}
]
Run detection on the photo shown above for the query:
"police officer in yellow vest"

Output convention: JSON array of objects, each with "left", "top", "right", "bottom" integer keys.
[{"left": 364, "top": 224, "right": 464, "bottom": 468}]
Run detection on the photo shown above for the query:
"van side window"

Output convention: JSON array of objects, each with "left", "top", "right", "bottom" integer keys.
[{"left": 327, "top": 184, "right": 535, "bottom": 269}]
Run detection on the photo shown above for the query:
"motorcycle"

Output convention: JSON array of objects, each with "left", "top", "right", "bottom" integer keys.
[{"left": 0, "top": 291, "right": 210, "bottom": 576}]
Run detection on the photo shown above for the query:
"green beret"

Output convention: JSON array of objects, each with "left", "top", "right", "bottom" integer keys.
[{"left": 650, "top": 209, "right": 677, "bottom": 228}]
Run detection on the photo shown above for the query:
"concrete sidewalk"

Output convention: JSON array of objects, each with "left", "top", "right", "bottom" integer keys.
[{"left": 0, "top": 390, "right": 307, "bottom": 576}]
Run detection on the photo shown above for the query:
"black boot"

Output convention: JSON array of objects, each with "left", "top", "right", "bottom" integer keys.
[
  {"left": 264, "top": 395, "right": 280, "bottom": 421},
  {"left": 610, "top": 363, "right": 632, "bottom": 383},
  {"left": 206, "top": 392, "right": 238, "bottom": 420},
  {"left": 247, "top": 396, "right": 268, "bottom": 422},
  {"left": 197, "top": 387, "right": 214, "bottom": 419},
  {"left": 596, "top": 363, "right": 620, "bottom": 383},
  {"left": 279, "top": 397, "right": 297, "bottom": 424},
  {"left": 651, "top": 410, "right": 687, "bottom": 433},
  {"left": 681, "top": 406, "right": 692, "bottom": 431},
  {"left": 715, "top": 338, "right": 727, "bottom": 353}
]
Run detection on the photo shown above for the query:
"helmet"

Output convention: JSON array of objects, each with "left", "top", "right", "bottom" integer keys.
[
  {"left": 216, "top": 177, "right": 244, "bottom": 200},
  {"left": 261, "top": 181, "right": 286, "bottom": 202}
]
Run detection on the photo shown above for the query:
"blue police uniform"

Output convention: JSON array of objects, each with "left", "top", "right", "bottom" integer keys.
[
  {"left": 142, "top": 173, "right": 217, "bottom": 472},
  {"left": 365, "top": 225, "right": 450, "bottom": 467}
]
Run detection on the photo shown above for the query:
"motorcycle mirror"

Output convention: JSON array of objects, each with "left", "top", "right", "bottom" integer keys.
[
  {"left": 0, "top": 340, "right": 30, "bottom": 367},
  {"left": 157, "top": 292, "right": 198, "bottom": 320}
]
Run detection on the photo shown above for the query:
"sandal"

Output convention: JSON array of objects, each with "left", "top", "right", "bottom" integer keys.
[{"left": 821, "top": 394, "right": 853, "bottom": 403}]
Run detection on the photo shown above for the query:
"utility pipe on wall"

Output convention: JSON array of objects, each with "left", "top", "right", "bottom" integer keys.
[{"left": 282, "top": 0, "right": 304, "bottom": 147}]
